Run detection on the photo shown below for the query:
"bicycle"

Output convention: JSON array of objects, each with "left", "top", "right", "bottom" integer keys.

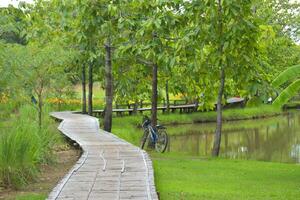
[{"left": 140, "top": 116, "right": 168, "bottom": 153}]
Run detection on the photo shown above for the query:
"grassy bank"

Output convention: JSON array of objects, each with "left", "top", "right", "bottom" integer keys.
[
  {"left": 113, "top": 105, "right": 282, "bottom": 126},
  {"left": 158, "top": 105, "right": 282, "bottom": 124},
  {"left": 153, "top": 154, "right": 300, "bottom": 200},
  {"left": 110, "top": 105, "right": 282, "bottom": 145}
]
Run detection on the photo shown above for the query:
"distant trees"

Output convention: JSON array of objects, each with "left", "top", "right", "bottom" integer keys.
[
  {"left": 0, "top": 2, "right": 76, "bottom": 127},
  {"left": 0, "top": 7, "right": 27, "bottom": 44},
  {"left": 1, "top": 42, "right": 74, "bottom": 127}
]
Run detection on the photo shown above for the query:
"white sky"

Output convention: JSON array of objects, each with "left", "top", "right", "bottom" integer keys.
[
  {"left": 1, "top": 0, "right": 299, "bottom": 8},
  {"left": 0, "top": 0, "right": 34, "bottom": 8}
]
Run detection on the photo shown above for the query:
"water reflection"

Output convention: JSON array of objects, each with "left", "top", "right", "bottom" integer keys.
[{"left": 167, "top": 112, "right": 300, "bottom": 163}]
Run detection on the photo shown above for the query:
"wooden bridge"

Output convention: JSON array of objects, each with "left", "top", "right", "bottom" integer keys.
[
  {"left": 48, "top": 112, "right": 158, "bottom": 200},
  {"left": 87, "top": 97, "right": 245, "bottom": 117},
  {"left": 91, "top": 104, "right": 198, "bottom": 117}
]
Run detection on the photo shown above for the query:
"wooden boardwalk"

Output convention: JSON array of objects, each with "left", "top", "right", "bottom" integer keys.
[
  {"left": 91, "top": 104, "right": 198, "bottom": 117},
  {"left": 48, "top": 112, "right": 158, "bottom": 200}
]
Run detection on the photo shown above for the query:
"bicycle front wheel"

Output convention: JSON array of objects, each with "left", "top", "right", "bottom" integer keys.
[
  {"left": 140, "top": 130, "right": 149, "bottom": 150},
  {"left": 155, "top": 129, "right": 168, "bottom": 153}
]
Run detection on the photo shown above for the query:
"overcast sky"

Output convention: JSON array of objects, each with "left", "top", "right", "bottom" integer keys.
[
  {"left": 0, "top": 0, "right": 34, "bottom": 8},
  {"left": 1, "top": 0, "right": 300, "bottom": 8}
]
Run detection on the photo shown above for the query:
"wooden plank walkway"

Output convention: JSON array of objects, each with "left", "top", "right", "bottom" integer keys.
[
  {"left": 90, "top": 104, "right": 197, "bottom": 117},
  {"left": 48, "top": 112, "right": 158, "bottom": 200}
]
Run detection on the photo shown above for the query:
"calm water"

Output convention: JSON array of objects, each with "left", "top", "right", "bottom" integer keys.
[{"left": 165, "top": 112, "right": 300, "bottom": 163}]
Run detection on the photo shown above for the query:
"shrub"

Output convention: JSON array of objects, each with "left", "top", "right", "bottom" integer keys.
[{"left": 0, "top": 105, "right": 59, "bottom": 189}]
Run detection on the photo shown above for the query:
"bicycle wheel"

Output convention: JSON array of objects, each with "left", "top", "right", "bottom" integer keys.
[
  {"left": 155, "top": 129, "right": 168, "bottom": 153},
  {"left": 140, "top": 129, "right": 149, "bottom": 150}
]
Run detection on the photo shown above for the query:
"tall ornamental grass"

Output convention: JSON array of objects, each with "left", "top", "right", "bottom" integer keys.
[{"left": 0, "top": 105, "right": 60, "bottom": 189}]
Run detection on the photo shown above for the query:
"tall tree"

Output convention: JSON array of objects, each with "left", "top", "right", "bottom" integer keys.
[
  {"left": 104, "top": 38, "right": 113, "bottom": 131},
  {"left": 207, "top": 0, "right": 259, "bottom": 156},
  {"left": 212, "top": 0, "right": 225, "bottom": 157},
  {"left": 178, "top": 0, "right": 260, "bottom": 156},
  {"left": 121, "top": 0, "right": 182, "bottom": 127}
]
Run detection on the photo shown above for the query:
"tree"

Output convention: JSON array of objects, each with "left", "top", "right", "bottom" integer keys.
[
  {"left": 121, "top": 0, "right": 182, "bottom": 127},
  {"left": 185, "top": 0, "right": 260, "bottom": 156},
  {"left": 104, "top": 37, "right": 113, "bottom": 131},
  {"left": 75, "top": 0, "right": 128, "bottom": 131}
]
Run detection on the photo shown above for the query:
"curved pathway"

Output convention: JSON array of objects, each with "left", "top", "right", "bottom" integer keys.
[{"left": 48, "top": 112, "right": 158, "bottom": 200}]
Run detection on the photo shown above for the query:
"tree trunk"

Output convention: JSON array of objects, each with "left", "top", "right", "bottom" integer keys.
[
  {"left": 104, "top": 39, "right": 113, "bottom": 132},
  {"left": 88, "top": 62, "right": 93, "bottom": 116},
  {"left": 212, "top": 0, "right": 224, "bottom": 157},
  {"left": 151, "top": 64, "right": 158, "bottom": 127},
  {"left": 165, "top": 80, "right": 170, "bottom": 113},
  {"left": 212, "top": 68, "right": 225, "bottom": 156},
  {"left": 82, "top": 64, "right": 87, "bottom": 114}
]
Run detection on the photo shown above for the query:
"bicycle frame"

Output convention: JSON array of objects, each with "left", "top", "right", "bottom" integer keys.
[{"left": 147, "top": 125, "right": 158, "bottom": 143}]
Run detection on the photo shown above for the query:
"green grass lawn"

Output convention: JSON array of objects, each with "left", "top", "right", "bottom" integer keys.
[
  {"left": 13, "top": 194, "right": 46, "bottom": 200},
  {"left": 152, "top": 153, "right": 300, "bottom": 200}
]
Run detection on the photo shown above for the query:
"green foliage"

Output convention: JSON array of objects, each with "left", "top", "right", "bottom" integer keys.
[
  {"left": 0, "top": 105, "right": 60, "bottom": 189},
  {"left": 256, "top": 0, "right": 300, "bottom": 43},
  {"left": 273, "top": 79, "right": 300, "bottom": 107},
  {"left": 271, "top": 64, "right": 300, "bottom": 107},
  {"left": 0, "top": 0, "right": 300, "bottom": 196},
  {"left": 272, "top": 64, "right": 300, "bottom": 88},
  {"left": 0, "top": 6, "right": 27, "bottom": 44},
  {"left": 246, "top": 96, "right": 263, "bottom": 107}
]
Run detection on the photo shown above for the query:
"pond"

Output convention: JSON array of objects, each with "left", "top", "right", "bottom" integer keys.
[{"left": 165, "top": 111, "right": 300, "bottom": 163}]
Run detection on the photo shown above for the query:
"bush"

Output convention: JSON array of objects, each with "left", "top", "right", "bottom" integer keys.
[{"left": 0, "top": 105, "right": 59, "bottom": 189}]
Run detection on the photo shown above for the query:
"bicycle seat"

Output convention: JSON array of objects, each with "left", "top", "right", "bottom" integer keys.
[{"left": 156, "top": 124, "right": 166, "bottom": 129}]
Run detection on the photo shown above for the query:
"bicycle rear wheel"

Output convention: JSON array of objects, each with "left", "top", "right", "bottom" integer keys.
[{"left": 155, "top": 129, "right": 168, "bottom": 153}]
